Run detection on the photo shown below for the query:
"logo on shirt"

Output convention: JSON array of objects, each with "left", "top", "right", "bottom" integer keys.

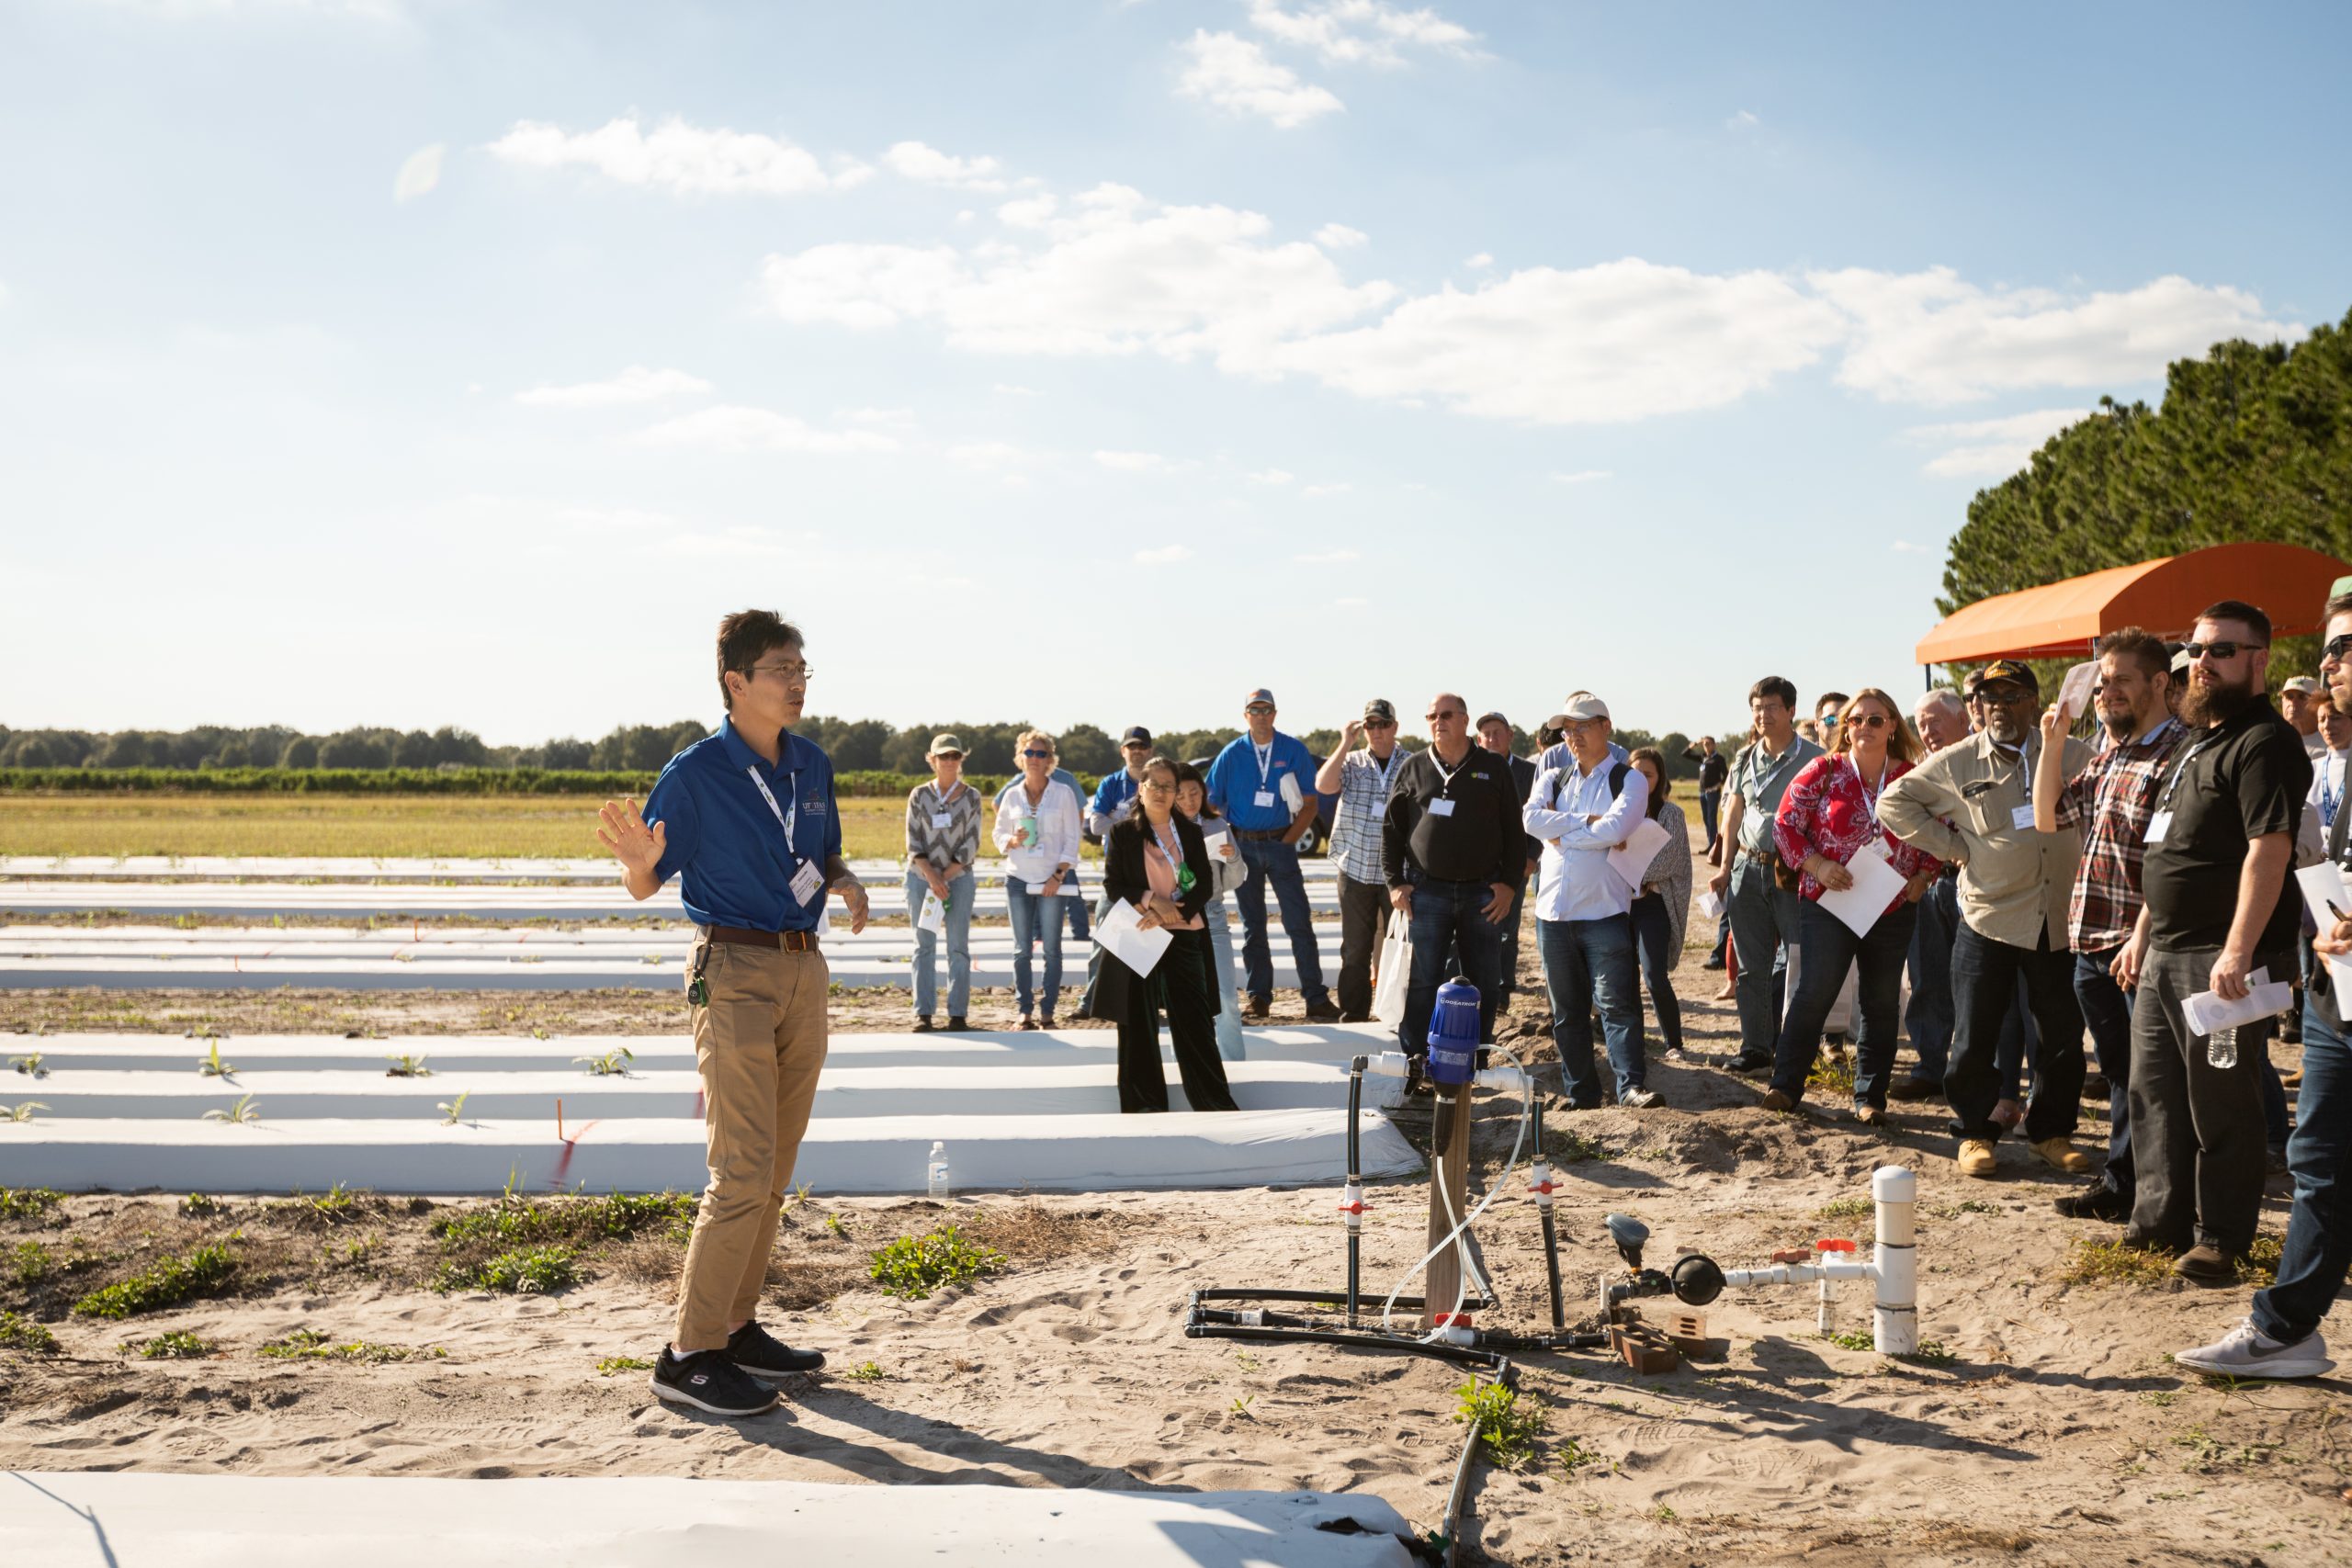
[{"left": 801, "top": 796, "right": 829, "bottom": 818}]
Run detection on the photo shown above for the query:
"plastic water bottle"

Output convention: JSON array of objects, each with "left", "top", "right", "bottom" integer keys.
[
  {"left": 2207, "top": 1027, "right": 2238, "bottom": 1070},
  {"left": 927, "top": 1141, "right": 951, "bottom": 1200}
]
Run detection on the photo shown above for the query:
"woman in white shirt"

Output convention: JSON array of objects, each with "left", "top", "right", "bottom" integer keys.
[{"left": 992, "top": 729, "right": 1084, "bottom": 1030}]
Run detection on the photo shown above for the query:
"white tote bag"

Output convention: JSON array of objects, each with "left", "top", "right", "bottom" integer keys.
[{"left": 1372, "top": 919, "right": 1413, "bottom": 1028}]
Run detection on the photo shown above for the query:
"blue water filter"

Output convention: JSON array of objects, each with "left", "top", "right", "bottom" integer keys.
[{"left": 1425, "top": 977, "right": 1481, "bottom": 1086}]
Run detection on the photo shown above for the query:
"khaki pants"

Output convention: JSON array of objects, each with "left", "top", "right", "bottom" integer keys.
[{"left": 673, "top": 936, "right": 829, "bottom": 1349}]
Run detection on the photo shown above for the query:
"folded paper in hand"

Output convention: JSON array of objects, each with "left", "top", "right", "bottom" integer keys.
[
  {"left": 2180, "top": 966, "right": 2294, "bottom": 1038},
  {"left": 2293, "top": 862, "right": 2352, "bottom": 998},
  {"left": 1606, "top": 818, "right": 1672, "bottom": 893},
  {"left": 1696, "top": 887, "right": 1724, "bottom": 919},
  {"left": 1094, "top": 897, "right": 1172, "bottom": 977},
  {"left": 1814, "top": 840, "right": 1909, "bottom": 939},
  {"left": 2056, "top": 660, "right": 2098, "bottom": 719}
]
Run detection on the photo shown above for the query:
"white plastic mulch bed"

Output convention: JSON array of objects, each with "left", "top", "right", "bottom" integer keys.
[{"left": 1, "top": 854, "right": 1343, "bottom": 884}]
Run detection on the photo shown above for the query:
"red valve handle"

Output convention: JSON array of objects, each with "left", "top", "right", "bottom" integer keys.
[{"left": 1815, "top": 1238, "right": 1857, "bottom": 1253}]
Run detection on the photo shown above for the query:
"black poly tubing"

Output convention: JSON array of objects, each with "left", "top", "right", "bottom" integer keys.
[
  {"left": 1190, "top": 1287, "right": 1493, "bottom": 1311},
  {"left": 1441, "top": 1359, "right": 1512, "bottom": 1568},
  {"left": 1539, "top": 1208, "right": 1565, "bottom": 1332},
  {"left": 1182, "top": 1319, "right": 1503, "bottom": 1370},
  {"left": 1346, "top": 1056, "right": 1363, "bottom": 1326}
]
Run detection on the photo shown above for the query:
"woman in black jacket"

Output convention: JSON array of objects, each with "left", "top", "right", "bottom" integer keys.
[{"left": 1100, "top": 756, "right": 1240, "bottom": 1114}]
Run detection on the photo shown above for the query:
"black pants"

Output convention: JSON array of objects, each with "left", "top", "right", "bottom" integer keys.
[
  {"left": 1948, "top": 921, "right": 2084, "bottom": 1144},
  {"left": 1115, "top": 931, "right": 1239, "bottom": 1114},
  {"left": 1336, "top": 872, "right": 1391, "bottom": 1021},
  {"left": 2128, "top": 944, "right": 2275, "bottom": 1253}
]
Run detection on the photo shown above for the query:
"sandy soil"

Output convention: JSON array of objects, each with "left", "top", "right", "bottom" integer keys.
[{"left": 5, "top": 909, "right": 2343, "bottom": 1567}]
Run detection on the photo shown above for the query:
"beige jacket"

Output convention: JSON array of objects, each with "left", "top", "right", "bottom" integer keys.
[{"left": 1879, "top": 729, "right": 2093, "bottom": 951}]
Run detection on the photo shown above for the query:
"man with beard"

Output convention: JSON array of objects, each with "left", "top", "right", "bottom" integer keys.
[
  {"left": 2112, "top": 601, "right": 2312, "bottom": 1282},
  {"left": 2178, "top": 593, "right": 2352, "bottom": 1376},
  {"left": 2032, "top": 627, "right": 2185, "bottom": 1223},
  {"left": 1882, "top": 660, "right": 2098, "bottom": 1179}
]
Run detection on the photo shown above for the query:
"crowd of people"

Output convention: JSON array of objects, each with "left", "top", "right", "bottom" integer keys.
[{"left": 600, "top": 598, "right": 2351, "bottom": 1416}]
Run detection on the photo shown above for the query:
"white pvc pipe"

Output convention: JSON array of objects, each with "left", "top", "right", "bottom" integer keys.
[{"left": 1871, "top": 1164, "right": 1918, "bottom": 1355}]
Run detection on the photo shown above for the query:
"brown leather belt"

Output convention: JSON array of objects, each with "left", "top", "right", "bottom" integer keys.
[
  {"left": 1233, "top": 827, "right": 1290, "bottom": 841},
  {"left": 703, "top": 924, "right": 819, "bottom": 953}
]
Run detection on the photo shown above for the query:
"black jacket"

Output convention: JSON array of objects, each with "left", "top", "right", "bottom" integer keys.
[{"left": 1096, "top": 811, "right": 1219, "bottom": 1019}]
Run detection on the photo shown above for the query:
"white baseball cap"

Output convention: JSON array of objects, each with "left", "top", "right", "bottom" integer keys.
[{"left": 1561, "top": 693, "right": 1611, "bottom": 722}]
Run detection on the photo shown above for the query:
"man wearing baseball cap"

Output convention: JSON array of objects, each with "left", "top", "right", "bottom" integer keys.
[
  {"left": 1317, "top": 698, "right": 1410, "bottom": 1021},
  {"left": 2282, "top": 676, "right": 2326, "bottom": 761},
  {"left": 1882, "top": 659, "right": 2098, "bottom": 1181},
  {"left": 1207, "top": 688, "right": 1340, "bottom": 1021}
]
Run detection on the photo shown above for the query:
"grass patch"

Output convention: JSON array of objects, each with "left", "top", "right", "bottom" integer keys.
[
  {"left": 843, "top": 1359, "right": 888, "bottom": 1382},
  {"left": 181, "top": 1192, "right": 224, "bottom": 1217},
  {"left": 433, "top": 1192, "right": 694, "bottom": 1252},
  {"left": 435, "top": 1244, "right": 577, "bottom": 1294},
  {"left": 2060, "top": 1237, "right": 2178, "bottom": 1288},
  {"left": 1549, "top": 1127, "right": 1611, "bottom": 1164},
  {"left": 124, "top": 1330, "right": 212, "bottom": 1359},
  {"left": 1555, "top": 1435, "right": 1611, "bottom": 1480},
  {"left": 258, "top": 1327, "right": 445, "bottom": 1363},
  {"left": 1899, "top": 1339, "right": 1958, "bottom": 1368},
  {"left": 11, "top": 1236, "right": 103, "bottom": 1287},
  {"left": 1815, "top": 1195, "right": 1873, "bottom": 1220},
  {"left": 1455, "top": 1379, "right": 1544, "bottom": 1471},
  {"left": 2235, "top": 1234, "right": 2284, "bottom": 1286},
  {"left": 1822, "top": 1328, "right": 1875, "bottom": 1352},
  {"left": 72, "top": 1238, "right": 239, "bottom": 1319},
  {"left": 1804, "top": 1053, "right": 1857, "bottom": 1097},
  {"left": 0, "top": 1187, "right": 62, "bottom": 1222},
  {"left": 597, "top": 1355, "right": 654, "bottom": 1377},
  {"left": 868, "top": 1224, "right": 1006, "bottom": 1301},
  {"left": 0, "top": 1309, "right": 61, "bottom": 1353}
]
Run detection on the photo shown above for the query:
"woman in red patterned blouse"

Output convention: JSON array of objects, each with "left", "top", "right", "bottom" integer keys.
[{"left": 1760, "top": 687, "right": 1942, "bottom": 1123}]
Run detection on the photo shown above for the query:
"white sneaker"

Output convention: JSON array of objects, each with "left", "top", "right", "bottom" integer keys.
[
  {"left": 2176, "top": 1319, "right": 2335, "bottom": 1381},
  {"left": 1660, "top": 1047, "right": 1688, "bottom": 1063},
  {"left": 1618, "top": 1086, "right": 1660, "bottom": 1110}
]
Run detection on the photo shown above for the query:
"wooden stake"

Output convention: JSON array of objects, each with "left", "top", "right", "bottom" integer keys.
[{"left": 1420, "top": 1079, "right": 1475, "bottom": 1330}]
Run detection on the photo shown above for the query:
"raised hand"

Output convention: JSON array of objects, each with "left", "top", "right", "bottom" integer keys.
[
  {"left": 595, "top": 796, "right": 665, "bottom": 875},
  {"left": 2039, "top": 702, "right": 2069, "bottom": 744},
  {"left": 1342, "top": 717, "right": 1365, "bottom": 750}
]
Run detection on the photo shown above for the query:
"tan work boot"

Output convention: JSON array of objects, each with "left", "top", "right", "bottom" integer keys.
[
  {"left": 1957, "top": 1138, "right": 1998, "bottom": 1179},
  {"left": 2030, "top": 1137, "right": 2096, "bottom": 1175}
]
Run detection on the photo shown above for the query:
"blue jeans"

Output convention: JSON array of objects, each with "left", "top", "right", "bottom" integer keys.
[
  {"left": 1204, "top": 898, "right": 1247, "bottom": 1062},
  {"left": 2262, "top": 1057, "right": 2291, "bottom": 1152},
  {"left": 1699, "top": 790, "right": 1721, "bottom": 849},
  {"left": 1629, "top": 892, "right": 1685, "bottom": 1054},
  {"left": 1770, "top": 898, "right": 1917, "bottom": 1109},
  {"left": 1400, "top": 877, "right": 1507, "bottom": 1055},
  {"left": 1003, "top": 880, "right": 1067, "bottom": 1019},
  {"left": 1537, "top": 915, "right": 1645, "bottom": 1107},
  {"left": 2074, "top": 947, "right": 2136, "bottom": 1198},
  {"left": 2255, "top": 998, "right": 2352, "bottom": 1343},
  {"left": 1234, "top": 836, "right": 1330, "bottom": 1008},
  {"left": 904, "top": 868, "right": 976, "bottom": 1020},
  {"left": 1727, "top": 853, "right": 1802, "bottom": 1064},
  {"left": 1063, "top": 876, "right": 1091, "bottom": 941},
  {"left": 1950, "top": 921, "right": 2084, "bottom": 1145},
  {"left": 1905, "top": 872, "right": 1958, "bottom": 1084}
]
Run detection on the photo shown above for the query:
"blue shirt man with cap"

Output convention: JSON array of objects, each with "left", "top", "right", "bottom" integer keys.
[
  {"left": 596, "top": 609, "right": 869, "bottom": 1421},
  {"left": 1207, "top": 687, "right": 1340, "bottom": 1021}
]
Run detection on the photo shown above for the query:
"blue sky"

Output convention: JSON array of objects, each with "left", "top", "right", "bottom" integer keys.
[{"left": 4, "top": 1, "right": 2346, "bottom": 747}]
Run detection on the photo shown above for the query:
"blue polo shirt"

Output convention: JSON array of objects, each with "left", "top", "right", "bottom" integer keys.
[
  {"left": 1206, "top": 730, "right": 1317, "bottom": 831},
  {"left": 642, "top": 716, "right": 841, "bottom": 933},
  {"left": 1090, "top": 769, "right": 1141, "bottom": 825}
]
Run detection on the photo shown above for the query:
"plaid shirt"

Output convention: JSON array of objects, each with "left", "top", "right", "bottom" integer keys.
[
  {"left": 2052, "top": 717, "right": 2187, "bottom": 952},
  {"left": 1329, "top": 746, "right": 1408, "bottom": 885}
]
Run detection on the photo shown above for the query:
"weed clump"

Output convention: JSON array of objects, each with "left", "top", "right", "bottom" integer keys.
[
  {"left": 596, "top": 1355, "right": 654, "bottom": 1377},
  {"left": 435, "top": 1244, "right": 577, "bottom": 1294},
  {"left": 1, "top": 1309, "right": 61, "bottom": 1353},
  {"left": 124, "top": 1331, "right": 212, "bottom": 1359},
  {"left": 73, "top": 1239, "right": 239, "bottom": 1319},
  {"left": 0, "top": 1187, "right": 62, "bottom": 1222},
  {"left": 1454, "top": 1379, "right": 1544, "bottom": 1471},
  {"left": 259, "top": 1327, "right": 444, "bottom": 1363},
  {"left": 868, "top": 1224, "right": 1005, "bottom": 1300},
  {"left": 2060, "top": 1237, "right": 2178, "bottom": 1288}
]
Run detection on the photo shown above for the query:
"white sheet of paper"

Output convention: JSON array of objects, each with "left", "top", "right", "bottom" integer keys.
[
  {"left": 1201, "top": 828, "right": 1235, "bottom": 863},
  {"left": 1606, "top": 818, "right": 1672, "bottom": 893},
  {"left": 915, "top": 890, "right": 946, "bottom": 936},
  {"left": 2056, "top": 660, "right": 2098, "bottom": 719},
  {"left": 1094, "top": 897, "right": 1173, "bottom": 977},
  {"left": 2181, "top": 967, "right": 2293, "bottom": 1037},
  {"left": 1814, "top": 840, "right": 1909, "bottom": 939},
  {"left": 2295, "top": 860, "right": 2352, "bottom": 928},
  {"left": 1697, "top": 887, "right": 1724, "bottom": 919}
]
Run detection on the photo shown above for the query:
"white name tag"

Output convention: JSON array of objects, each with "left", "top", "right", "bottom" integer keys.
[
  {"left": 1254, "top": 790, "right": 1276, "bottom": 808},
  {"left": 2010, "top": 804, "right": 2037, "bottom": 831},
  {"left": 1429, "top": 799, "right": 1456, "bottom": 818},
  {"left": 931, "top": 811, "right": 953, "bottom": 829},
  {"left": 2144, "top": 809, "right": 2172, "bottom": 845},
  {"left": 788, "top": 861, "right": 824, "bottom": 906}
]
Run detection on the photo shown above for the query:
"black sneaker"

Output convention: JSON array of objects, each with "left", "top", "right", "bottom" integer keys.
[
  {"left": 2054, "top": 1186, "right": 2130, "bottom": 1222},
  {"left": 944, "top": 1015, "right": 968, "bottom": 1032},
  {"left": 726, "top": 1320, "right": 826, "bottom": 1380},
  {"left": 1303, "top": 999, "right": 1344, "bottom": 1023},
  {"left": 650, "top": 1348, "right": 777, "bottom": 1416},
  {"left": 1733, "top": 1055, "right": 1772, "bottom": 1076},
  {"left": 912, "top": 1017, "right": 935, "bottom": 1033},
  {"left": 1888, "top": 1077, "right": 1942, "bottom": 1102}
]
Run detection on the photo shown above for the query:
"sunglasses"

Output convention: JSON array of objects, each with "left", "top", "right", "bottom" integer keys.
[
  {"left": 2324, "top": 634, "right": 2352, "bottom": 664},
  {"left": 1844, "top": 713, "right": 1890, "bottom": 729},
  {"left": 1425, "top": 711, "right": 1464, "bottom": 723},
  {"left": 1976, "top": 685, "right": 2032, "bottom": 705},
  {"left": 1022, "top": 749, "right": 1052, "bottom": 760},
  {"left": 1363, "top": 719, "right": 1396, "bottom": 730},
  {"left": 2182, "top": 639, "right": 2263, "bottom": 660}
]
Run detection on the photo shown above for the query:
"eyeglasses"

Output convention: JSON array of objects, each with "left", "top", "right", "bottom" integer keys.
[
  {"left": 2182, "top": 640, "right": 2263, "bottom": 660},
  {"left": 1021, "top": 749, "right": 1052, "bottom": 760},
  {"left": 2324, "top": 634, "right": 2352, "bottom": 664},
  {"left": 1977, "top": 685, "right": 2032, "bottom": 705},
  {"left": 1426, "top": 710, "right": 1464, "bottom": 722},
  {"left": 1363, "top": 719, "right": 1396, "bottom": 730},
  {"left": 1844, "top": 713, "right": 1890, "bottom": 729},
  {"left": 1139, "top": 780, "right": 1176, "bottom": 795},
  {"left": 747, "top": 661, "right": 812, "bottom": 683}
]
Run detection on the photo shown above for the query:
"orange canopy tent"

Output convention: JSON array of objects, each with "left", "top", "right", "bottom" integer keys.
[{"left": 1916, "top": 542, "right": 2350, "bottom": 668}]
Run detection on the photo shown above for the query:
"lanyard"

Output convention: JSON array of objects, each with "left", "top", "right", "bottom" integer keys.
[
  {"left": 1746, "top": 740, "right": 1801, "bottom": 798},
  {"left": 1849, "top": 754, "right": 1888, "bottom": 829},
  {"left": 1365, "top": 746, "right": 1402, "bottom": 797},
  {"left": 1430, "top": 747, "right": 1471, "bottom": 798},
  {"left": 747, "top": 767, "right": 798, "bottom": 856},
  {"left": 1149, "top": 815, "right": 1182, "bottom": 865},
  {"left": 2324, "top": 758, "right": 2343, "bottom": 828},
  {"left": 2156, "top": 731, "right": 2223, "bottom": 813},
  {"left": 1253, "top": 739, "right": 1274, "bottom": 788}
]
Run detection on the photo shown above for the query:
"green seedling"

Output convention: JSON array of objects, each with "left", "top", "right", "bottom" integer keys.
[
  {"left": 73, "top": 1238, "right": 239, "bottom": 1319},
  {"left": 125, "top": 1331, "right": 211, "bottom": 1359},
  {"left": 1230, "top": 1393, "right": 1255, "bottom": 1417},
  {"left": 384, "top": 1054, "right": 433, "bottom": 1078},
  {"left": 1555, "top": 1436, "right": 1611, "bottom": 1479},
  {"left": 573, "top": 1047, "right": 634, "bottom": 1077},
  {"left": 597, "top": 1355, "right": 654, "bottom": 1377},
  {"left": 434, "top": 1244, "right": 577, "bottom": 1295},
  {"left": 182, "top": 1192, "right": 222, "bottom": 1217},
  {"left": 437, "top": 1091, "right": 470, "bottom": 1126},
  {"left": 0, "top": 1187, "right": 62, "bottom": 1221},
  {"left": 1822, "top": 1328, "right": 1875, "bottom": 1352},
  {"left": 0, "top": 1309, "right": 62, "bottom": 1353},
  {"left": 258, "top": 1327, "right": 444, "bottom": 1363},
  {"left": 1231, "top": 1348, "right": 1262, "bottom": 1373},
  {"left": 844, "top": 1360, "right": 888, "bottom": 1382},
  {"left": 826, "top": 1213, "right": 849, "bottom": 1237},
  {"left": 198, "top": 1041, "right": 236, "bottom": 1078},
  {"left": 1900, "top": 1339, "right": 1957, "bottom": 1368},
  {"left": 4, "top": 1103, "right": 49, "bottom": 1124},
  {"left": 9, "top": 1054, "right": 47, "bottom": 1078},
  {"left": 7, "top": 1238, "right": 96, "bottom": 1285},
  {"left": 203, "top": 1093, "right": 261, "bottom": 1125},
  {"left": 1454, "top": 1379, "right": 1544, "bottom": 1471},
  {"left": 867, "top": 1224, "right": 1005, "bottom": 1301}
]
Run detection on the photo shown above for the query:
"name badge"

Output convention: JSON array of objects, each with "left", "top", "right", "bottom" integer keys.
[
  {"left": 2144, "top": 809, "right": 2172, "bottom": 845},
  {"left": 1429, "top": 799, "right": 1456, "bottom": 818},
  {"left": 1254, "top": 790, "right": 1277, "bottom": 808},
  {"left": 2010, "top": 804, "right": 2037, "bottom": 831},
  {"left": 788, "top": 861, "right": 824, "bottom": 906},
  {"left": 931, "top": 811, "right": 953, "bottom": 829}
]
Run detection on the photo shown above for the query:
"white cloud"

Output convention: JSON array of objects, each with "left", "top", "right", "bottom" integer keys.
[
  {"left": 883, "top": 140, "right": 1007, "bottom": 191},
  {"left": 1889, "top": 540, "right": 1936, "bottom": 555},
  {"left": 1295, "top": 547, "right": 1358, "bottom": 563},
  {"left": 514, "top": 366, "right": 713, "bottom": 408},
  {"left": 393, "top": 143, "right": 444, "bottom": 202},
  {"left": 487, "top": 116, "right": 843, "bottom": 197},
  {"left": 1301, "top": 481, "right": 1351, "bottom": 497},
  {"left": 945, "top": 440, "right": 1033, "bottom": 468},
  {"left": 1902, "top": 406, "right": 2092, "bottom": 479},
  {"left": 1273, "top": 258, "right": 1848, "bottom": 424},
  {"left": 761, "top": 186, "right": 1394, "bottom": 369},
  {"left": 1094, "top": 449, "right": 1178, "bottom": 473},
  {"left": 1726, "top": 109, "right": 1760, "bottom": 131},
  {"left": 1248, "top": 468, "right": 1295, "bottom": 485},
  {"left": 1463, "top": 252, "right": 1493, "bottom": 269},
  {"left": 632, "top": 405, "right": 899, "bottom": 454},
  {"left": 1815, "top": 268, "right": 2298, "bottom": 403},
  {"left": 1247, "top": 1, "right": 1480, "bottom": 67},
  {"left": 1315, "top": 223, "right": 1368, "bottom": 249},
  {"left": 1551, "top": 469, "right": 1611, "bottom": 484},
  {"left": 1177, "top": 30, "right": 1345, "bottom": 128},
  {"left": 1135, "top": 545, "right": 1193, "bottom": 565}
]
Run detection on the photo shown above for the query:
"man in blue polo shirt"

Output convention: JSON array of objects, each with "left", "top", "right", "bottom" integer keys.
[
  {"left": 1207, "top": 688, "right": 1340, "bottom": 1021},
  {"left": 596, "top": 609, "right": 869, "bottom": 1420}
]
